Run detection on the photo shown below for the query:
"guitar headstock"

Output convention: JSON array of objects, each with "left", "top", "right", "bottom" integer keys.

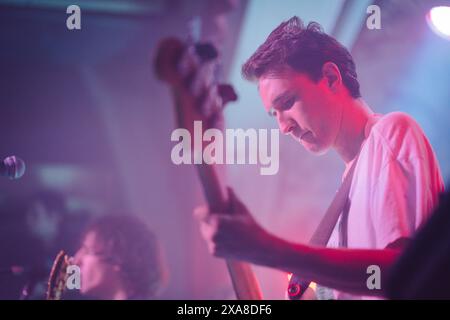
[{"left": 154, "top": 37, "right": 237, "bottom": 132}]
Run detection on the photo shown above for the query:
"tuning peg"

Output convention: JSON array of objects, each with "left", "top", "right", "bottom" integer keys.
[
  {"left": 217, "top": 84, "right": 238, "bottom": 106},
  {"left": 194, "top": 42, "right": 219, "bottom": 62}
]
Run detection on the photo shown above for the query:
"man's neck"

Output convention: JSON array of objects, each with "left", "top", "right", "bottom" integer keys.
[{"left": 333, "top": 98, "right": 373, "bottom": 164}]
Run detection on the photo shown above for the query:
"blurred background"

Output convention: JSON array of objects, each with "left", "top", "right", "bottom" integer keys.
[{"left": 0, "top": 0, "right": 449, "bottom": 299}]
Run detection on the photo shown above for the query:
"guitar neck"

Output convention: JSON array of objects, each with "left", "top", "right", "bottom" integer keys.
[
  {"left": 161, "top": 48, "right": 262, "bottom": 300},
  {"left": 195, "top": 163, "right": 263, "bottom": 300}
]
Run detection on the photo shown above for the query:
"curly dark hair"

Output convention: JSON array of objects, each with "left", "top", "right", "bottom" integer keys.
[
  {"left": 84, "top": 214, "right": 167, "bottom": 299},
  {"left": 242, "top": 16, "right": 361, "bottom": 98}
]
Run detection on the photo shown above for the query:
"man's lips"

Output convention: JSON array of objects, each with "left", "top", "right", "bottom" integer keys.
[{"left": 291, "top": 126, "right": 311, "bottom": 141}]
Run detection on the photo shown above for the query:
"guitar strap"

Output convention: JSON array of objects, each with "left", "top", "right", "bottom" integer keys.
[{"left": 309, "top": 155, "right": 358, "bottom": 246}]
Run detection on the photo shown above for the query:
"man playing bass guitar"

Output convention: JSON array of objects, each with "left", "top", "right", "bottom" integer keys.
[{"left": 194, "top": 16, "right": 444, "bottom": 299}]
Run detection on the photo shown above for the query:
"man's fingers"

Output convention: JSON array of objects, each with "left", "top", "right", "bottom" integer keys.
[
  {"left": 199, "top": 219, "right": 216, "bottom": 241},
  {"left": 193, "top": 204, "right": 209, "bottom": 220},
  {"left": 198, "top": 214, "right": 233, "bottom": 238}
]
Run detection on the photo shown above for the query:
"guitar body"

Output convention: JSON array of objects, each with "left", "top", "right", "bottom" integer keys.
[{"left": 302, "top": 286, "right": 318, "bottom": 300}]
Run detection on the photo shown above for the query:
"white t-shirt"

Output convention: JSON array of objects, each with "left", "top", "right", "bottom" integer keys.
[{"left": 320, "top": 112, "right": 445, "bottom": 300}]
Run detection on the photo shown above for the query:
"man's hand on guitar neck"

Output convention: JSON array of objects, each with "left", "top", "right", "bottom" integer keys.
[{"left": 194, "top": 187, "right": 273, "bottom": 262}]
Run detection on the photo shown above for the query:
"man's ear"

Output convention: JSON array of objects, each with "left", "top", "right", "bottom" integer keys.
[{"left": 321, "top": 62, "right": 342, "bottom": 93}]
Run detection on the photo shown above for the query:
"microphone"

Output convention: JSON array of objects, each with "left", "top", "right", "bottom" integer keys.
[{"left": 0, "top": 156, "right": 26, "bottom": 179}]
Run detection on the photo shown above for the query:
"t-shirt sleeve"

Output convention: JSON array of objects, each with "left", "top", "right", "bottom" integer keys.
[
  {"left": 371, "top": 157, "right": 429, "bottom": 248},
  {"left": 369, "top": 113, "right": 443, "bottom": 249}
]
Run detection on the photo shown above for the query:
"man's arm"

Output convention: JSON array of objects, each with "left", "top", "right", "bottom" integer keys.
[
  {"left": 258, "top": 234, "right": 407, "bottom": 297},
  {"left": 195, "top": 189, "right": 408, "bottom": 298}
]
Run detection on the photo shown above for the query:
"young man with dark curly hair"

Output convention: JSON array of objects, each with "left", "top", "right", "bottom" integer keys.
[
  {"left": 73, "top": 215, "right": 167, "bottom": 300},
  {"left": 194, "top": 16, "right": 444, "bottom": 299}
]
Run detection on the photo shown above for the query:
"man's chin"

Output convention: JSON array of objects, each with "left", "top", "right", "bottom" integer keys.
[{"left": 301, "top": 140, "right": 329, "bottom": 155}]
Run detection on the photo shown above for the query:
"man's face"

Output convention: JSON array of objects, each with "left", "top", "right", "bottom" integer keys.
[
  {"left": 73, "top": 231, "right": 120, "bottom": 298},
  {"left": 258, "top": 70, "right": 343, "bottom": 154}
]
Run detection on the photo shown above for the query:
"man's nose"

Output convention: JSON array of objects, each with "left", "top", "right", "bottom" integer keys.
[{"left": 277, "top": 114, "right": 294, "bottom": 135}]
